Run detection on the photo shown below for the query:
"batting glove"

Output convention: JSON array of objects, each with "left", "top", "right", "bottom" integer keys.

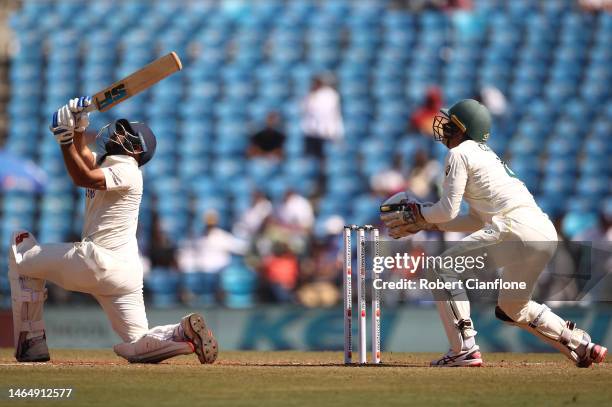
[
  {"left": 68, "top": 96, "right": 92, "bottom": 132},
  {"left": 50, "top": 105, "right": 75, "bottom": 145}
]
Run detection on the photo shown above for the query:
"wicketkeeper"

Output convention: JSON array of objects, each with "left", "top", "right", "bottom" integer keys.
[
  {"left": 8, "top": 97, "right": 218, "bottom": 364},
  {"left": 380, "top": 99, "right": 607, "bottom": 367}
]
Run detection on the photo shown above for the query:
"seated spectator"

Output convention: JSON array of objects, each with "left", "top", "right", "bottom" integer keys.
[
  {"left": 579, "top": 0, "right": 612, "bottom": 12},
  {"left": 277, "top": 190, "right": 315, "bottom": 232},
  {"left": 148, "top": 211, "right": 178, "bottom": 271},
  {"left": 478, "top": 86, "right": 508, "bottom": 118},
  {"left": 391, "top": 0, "right": 472, "bottom": 11},
  {"left": 409, "top": 86, "right": 443, "bottom": 136},
  {"left": 233, "top": 190, "right": 273, "bottom": 240},
  {"left": 406, "top": 149, "right": 440, "bottom": 201},
  {"left": 300, "top": 75, "right": 344, "bottom": 159},
  {"left": 247, "top": 111, "right": 286, "bottom": 159},
  {"left": 178, "top": 210, "right": 248, "bottom": 274},
  {"left": 260, "top": 242, "right": 299, "bottom": 303},
  {"left": 297, "top": 218, "right": 343, "bottom": 307},
  {"left": 370, "top": 154, "right": 406, "bottom": 197}
]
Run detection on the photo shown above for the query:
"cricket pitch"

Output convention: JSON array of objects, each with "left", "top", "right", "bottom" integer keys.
[{"left": 1, "top": 349, "right": 610, "bottom": 406}]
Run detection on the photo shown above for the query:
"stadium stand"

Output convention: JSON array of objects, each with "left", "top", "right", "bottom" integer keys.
[{"left": 0, "top": 0, "right": 610, "bottom": 307}]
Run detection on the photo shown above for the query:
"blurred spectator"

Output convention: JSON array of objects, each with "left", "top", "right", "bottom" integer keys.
[
  {"left": 391, "top": 0, "right": 471, "bottom": 12},
  {"left": 406, "top": 150, "right": 440, "bottom": 201},
  {"left": 370, "top": 154, "right": 406, "bottom": 196},
  {"left": 605, "top": 203, "right": 612, "bottom": 241},
  {"left": 233, "top": 191, "right": 273, "bottom": 240},
  {"left": 177, "top": 210, "right": 248, "bottom": 274},
  {"left": 298, "top": 229, "right": 342, "bottom": 307},
  {"left": 248, "top": 111, "right": 286, "bottom": 160},
  {"left": 278, "top": 190, "right": 315, "bottom": 231},
  {"left": 148, "top": 211, "right": 178, "bottom": 270},
  {"left": 579, "top": 0, "right": 612, "bottom": 12},
  {"left": 409, "top": 86, "right": 443, "bottom": 136},
  {"left": 300, "top": 76, "right": 344, "bottom": 159},
  {"left": 446, "top": 0, "right": 473, "bottom": 10},
  {"left": 479, "top": 86, "right": 508, "bottom": 118},
  {"left": 260, "top": 242, "right": 299, "bottom": 303}
]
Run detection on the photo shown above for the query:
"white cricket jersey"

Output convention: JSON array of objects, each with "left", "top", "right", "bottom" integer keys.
[
  {"left": 422, "top": 140, "right": 539, "bottom": 224},
  {"left": 82, "top": 154, "right": 142, "bottom": 256}
]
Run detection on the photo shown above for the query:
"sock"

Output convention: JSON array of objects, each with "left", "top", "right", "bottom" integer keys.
[
  {"left": 172, "top": 324, "right": 186, "bottom": 342},
  {"left": 463, "top": 336, "right": 475, "bottom": 351}
]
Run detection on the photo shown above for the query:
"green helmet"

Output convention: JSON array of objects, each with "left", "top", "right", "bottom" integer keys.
[{"left": 439, "top": 99, "right": 492, "bottom": 143}]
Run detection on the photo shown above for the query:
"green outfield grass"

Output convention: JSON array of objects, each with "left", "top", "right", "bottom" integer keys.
[{"left": 0, "top": 349, "right": 610, "bottom": 406}]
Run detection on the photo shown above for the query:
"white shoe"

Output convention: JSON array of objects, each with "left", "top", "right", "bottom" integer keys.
[
  {"left": 180, "top": 313, "right": 218, "bottom": 364},
  {"left": 430, "top": 345, "right": 483, "bottom": 367},
  {"left": 16, "top": 332, "right": 50, "bottom": 363}
]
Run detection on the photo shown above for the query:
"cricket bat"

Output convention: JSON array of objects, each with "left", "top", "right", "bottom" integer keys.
[{"left": 86, "top": 52, "right": 182, "bottom": 112}]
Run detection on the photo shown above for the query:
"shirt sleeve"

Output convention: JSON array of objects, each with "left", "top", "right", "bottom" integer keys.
[
  {"left": 421, "top": 150, "right": 468, "bottom": 223},
  {"left": 436, "top": 208, "right": 485, "bottom": 233},
  {"left": 101, "top": 162, "right": 139, "bottom": 191}
]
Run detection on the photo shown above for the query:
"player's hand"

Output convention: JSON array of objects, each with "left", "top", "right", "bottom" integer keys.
[
  {"left": 69, "top": 96, "right": 92, "bottom": 132},
  {"left": 379, "top": 191, "right": 436, "bottom": 238},
  {"left": 50, "top": 104, "right": 75, "bottom": 145}
]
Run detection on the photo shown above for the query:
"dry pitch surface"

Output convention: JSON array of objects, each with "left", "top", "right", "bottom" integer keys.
[{"left": 0, "top": 349, "right": 611, "bottom": 406}]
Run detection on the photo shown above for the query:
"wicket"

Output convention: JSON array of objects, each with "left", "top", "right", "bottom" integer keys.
[{"left": 343, "top": 225, "right": 381, "bottom": 365}]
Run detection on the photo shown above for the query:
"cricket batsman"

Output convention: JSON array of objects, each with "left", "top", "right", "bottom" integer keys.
[
  {"left": 8, "top": 97, "right": 218, "bottom": 364},
  {"left": 380, "top": 99, "right": 607, "bottom": 368}
]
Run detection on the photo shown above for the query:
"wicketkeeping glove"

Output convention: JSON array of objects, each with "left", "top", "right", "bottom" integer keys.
[
  {"left": 50, "top": 104, "right": 75, "bottom": 145},
  {"left": 379, "top": 191, "right": 436, "bottom": 239},
  {"left": 69, "top": 96, "right": 92, "bottom": 132}
]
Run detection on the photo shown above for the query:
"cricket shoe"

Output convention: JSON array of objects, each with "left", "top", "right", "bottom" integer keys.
[
  {"left": 15, "top": 332, "right": 50, "bottom": 363},
  {"left": 180, "top": 313, "right": 218, "bottom": 364},
  {"left": 430, "top": 345, "right": 483, "bottom": 367},
  {"left": 576, "top": 342, "right": 607, "bottom": 368}
]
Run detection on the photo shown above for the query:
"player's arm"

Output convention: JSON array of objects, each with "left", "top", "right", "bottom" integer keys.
[
  {"left": 421, "top": 150, "right": 468, "bottom": 224},
  {"left": 60, "top": 143, "right": 107, "bottom": 190},
  {"left": 51, "top": 98, "right": 107, "bottom": 190},
  {"left": 436, "top": 208, "right": 485, "bottom": 233},
  {"left": 69, "top": 97, "right": 97, "bottom": 169},
  {"left": 73, "top": 130, "right": 97, "bottom": 170},
  {"left": 379, "top": 152, "right": 469, "bottom": 239}
]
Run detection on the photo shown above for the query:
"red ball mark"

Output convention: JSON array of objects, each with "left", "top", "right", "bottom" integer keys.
[
  {"left": 361, "top": 310, "right": 366, "bottom": 317},
  {"left": 347, "top": 268, "right": 351, "bottom": 275},
  {"left": 348, "top": 351, "right": 352, "bottom": 357},
  {"left": 347, "top": 310, "right": 352, "bottom": 317},
  {"left": 15, "top": 232, "right": 29, "bottom": 245},
  {"left": 376, "top": 352, "right": 381, "bottom": 358},
  {"left": 376, "top": 310, "right": 380, "bottom": 317}
]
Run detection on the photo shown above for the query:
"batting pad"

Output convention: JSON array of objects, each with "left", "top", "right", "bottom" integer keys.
[{"left": 8, "top": 231, "right": 48, "bottom": 346}]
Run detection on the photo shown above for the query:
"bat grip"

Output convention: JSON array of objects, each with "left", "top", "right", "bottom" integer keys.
[{"left": 84, "top": 103, "right": 98, "bottom": 113}]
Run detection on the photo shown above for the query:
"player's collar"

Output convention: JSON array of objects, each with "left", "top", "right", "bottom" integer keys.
[{"left": 104, "top": 154, "right": 139, "bottom": 166}]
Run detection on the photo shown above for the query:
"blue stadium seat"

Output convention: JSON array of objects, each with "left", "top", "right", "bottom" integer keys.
[
  {"left": 220, "top": 260, "right": 258, "bottom": 308},
  {"left": 562, "top": 211, "right": 599, "bottom": 238},
  {"left": 144, "top": 269, "right": 181, "bottom": 308},
  {"left": 182, "top": 272, "right": 219, "bottom": 307},
  {"left": 3, "top": 1, "right": 609, "bottom": 310}
]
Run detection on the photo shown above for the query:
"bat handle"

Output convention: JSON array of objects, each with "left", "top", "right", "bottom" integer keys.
[{"left": 84, "top": 102, "right": 98, "bottom": 113}]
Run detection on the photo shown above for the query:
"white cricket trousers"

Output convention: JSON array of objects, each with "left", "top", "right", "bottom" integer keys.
[
  {"left": 9, "top": 233, "right": 148, "bottom": 343},
  {"left": 434, "top": 207, "right": 563, "bottom": 352}
]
